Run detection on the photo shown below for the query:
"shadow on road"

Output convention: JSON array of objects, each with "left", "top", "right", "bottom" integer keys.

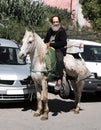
[
  {"left": 0, "top": 92, "right": 101, "bottom": 116},
  {"left": 48, "top": 99, "right": 74, "bottom": 116}
]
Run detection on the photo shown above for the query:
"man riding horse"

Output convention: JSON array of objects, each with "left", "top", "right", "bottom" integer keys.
[{"left": 44, "top": 15, "right": 67, "bottom": 91}]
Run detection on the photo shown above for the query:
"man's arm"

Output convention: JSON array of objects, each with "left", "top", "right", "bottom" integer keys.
[{"left": 44, "top": 28, "right": 51, "bottom": 43}]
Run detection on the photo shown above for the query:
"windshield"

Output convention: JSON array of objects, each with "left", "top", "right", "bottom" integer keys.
[
  {"left": 0, "top": 47, "right": 26, "bottom": 65},
  {"left": 81, "top": 45, "right": 101, "bottom": 62}
]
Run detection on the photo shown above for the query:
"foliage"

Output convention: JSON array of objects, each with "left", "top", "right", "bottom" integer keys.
[
  {"left": 0, "top": 0, "right": 46, "bottom": 42},
  {"left": 79, "top": 0, "right": 101, "bottom": 32},
  {"left": 0, "top": 20, "right": 25, "bottom": 43},
  {"left": 0, "top": 0, "right": 100, "bottom": 43},
  {"left": 0, "top": 0, "right": 71, "bottom": 42},
  {"left": 0, "top": 0, "right": 45, "bottom": 26}
]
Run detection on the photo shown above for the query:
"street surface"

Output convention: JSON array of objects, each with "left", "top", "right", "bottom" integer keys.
[{"left": 0, "top": 92, "right": 101, "bottom": 130}]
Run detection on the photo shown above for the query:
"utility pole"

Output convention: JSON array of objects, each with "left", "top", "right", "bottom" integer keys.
[
  {"left": 76, "top": 0, "right": 79, "bottom": 33},
  {"left": 70, "top": 0, "right": 72, "bottom": 13}
]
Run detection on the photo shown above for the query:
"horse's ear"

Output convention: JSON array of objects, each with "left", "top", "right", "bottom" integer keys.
[
  {"left": 25, "top": 27, "right": 32, "bottom": 32},
  {"left": 25, "top": 30, "right": 27, "bottom": 33},
  {"left": 25, "top": 28, "right": 29, "bottom": 33},
  {"left": 32, "top": 30, "right": 35, "bottom": 34}
]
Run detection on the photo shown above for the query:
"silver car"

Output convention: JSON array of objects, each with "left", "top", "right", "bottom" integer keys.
[{"left": 0, "top": 38, "right": 35, "bottom": 102}]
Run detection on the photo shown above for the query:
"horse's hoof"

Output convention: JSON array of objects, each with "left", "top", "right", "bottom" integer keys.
[
  {"left": 69, "top": 108, "right": 75, "bottom": 112},
  {"left": 74, "top": 110, "right": 80, "bottom": 114},
  {"left": 70, "top": 108, "right": 80, "bottom": 114},
  {"left": 33, "top": 112, "right": 41, "bottom": 117},
  {"left": 41, "top": 115, "right": 48, "bottom": 120}
]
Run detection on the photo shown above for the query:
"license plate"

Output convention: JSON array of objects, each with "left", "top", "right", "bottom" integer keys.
[{"left": 7, "top": 90, "right": 24, "bottom": 95}]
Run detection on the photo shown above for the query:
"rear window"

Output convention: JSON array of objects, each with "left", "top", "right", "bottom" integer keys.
[
  {"left": 81, "top": 45, "right": 101, "bottom": 62},
  {"left": 0, "top": 47, "right": 26, "bottom": 65}
]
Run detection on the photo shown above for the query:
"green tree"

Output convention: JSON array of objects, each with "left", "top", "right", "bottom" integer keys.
[
  {"left": 0, "top": 0, "right": 45, "bottom": 26},
  {"left": 0, "top": 0, "right": 71, "bottom": 42},
  {"left": 80, "top": 0, "right": 101, "bottom": 32},
  {"left": 0, "top": 0, "right": 46, "bottom": 42}
]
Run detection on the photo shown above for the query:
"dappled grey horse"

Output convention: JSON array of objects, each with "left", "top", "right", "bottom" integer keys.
[{"left": 19, "top": 30, "right": 91, "bottom": 120}]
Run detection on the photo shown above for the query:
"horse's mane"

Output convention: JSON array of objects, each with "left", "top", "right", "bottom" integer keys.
[{"left": 34, "top": 32, "right": 47, "bottom": 63}]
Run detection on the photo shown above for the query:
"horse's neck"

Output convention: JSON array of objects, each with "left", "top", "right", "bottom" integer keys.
[
  {"left": 30, "top": 49, "right": 40, "bottom": 68},
  {"left": 31, "top": 33, "right": 47, "bottom": 65}
]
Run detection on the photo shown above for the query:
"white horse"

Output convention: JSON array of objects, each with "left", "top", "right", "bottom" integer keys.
[{"left": 19, "top": 30, "right": 91, "bottom": 120}]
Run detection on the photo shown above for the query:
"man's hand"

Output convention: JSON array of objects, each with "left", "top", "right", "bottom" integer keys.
[{"left": 45, "top": 43, "right": 50, "bottom": 48}]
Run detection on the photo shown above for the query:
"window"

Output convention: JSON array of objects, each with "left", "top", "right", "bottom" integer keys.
[
  {"left": 81, "top": 45, "right": 101, "bottom": 62},
  {"left": 0, "top": 47, "right": 26, "bottom": 65}
]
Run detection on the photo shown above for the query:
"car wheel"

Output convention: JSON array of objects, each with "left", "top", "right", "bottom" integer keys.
[{"left": 59, "top": 76, "right": 70, "bottom": 99}]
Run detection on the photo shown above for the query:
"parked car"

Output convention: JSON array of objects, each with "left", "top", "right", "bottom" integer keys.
[
  {"left": 68, "top": 39, "right": 101, "bottom": 93},
  {"left": 0, "top": 38, "right": 35, "bottom": 102}
]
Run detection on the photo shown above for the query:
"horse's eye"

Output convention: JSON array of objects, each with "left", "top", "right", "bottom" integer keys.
[{"left": 28, "top": 41, "right": 32, "bottom": 44}]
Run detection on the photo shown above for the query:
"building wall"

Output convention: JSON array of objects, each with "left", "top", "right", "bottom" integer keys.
[{"left": 43, "top": 0, "right": 77, "bottom": 12}]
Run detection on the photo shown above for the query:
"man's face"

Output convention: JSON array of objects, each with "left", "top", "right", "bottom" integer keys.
[{"left": 52, "top": 17, "right": 59, "bottom": 26}]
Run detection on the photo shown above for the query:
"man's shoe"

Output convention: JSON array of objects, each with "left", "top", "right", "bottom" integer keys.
[{"left": 54, "top": 83, "right": 62, "bottom": 91}]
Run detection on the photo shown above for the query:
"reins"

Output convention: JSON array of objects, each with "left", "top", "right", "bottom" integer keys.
[
  {"left": 31, "top": 59, "right": 56, "bottom": 73},
  {"left": 31, "top": 62, "right": 56, "bottom": 73}
]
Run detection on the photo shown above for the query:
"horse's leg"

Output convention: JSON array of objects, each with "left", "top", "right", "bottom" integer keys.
[
  {"left": 34, "top": 82, "right": 42, "bottom": 117},
  {"left": 73, "top": 80, "right": 85, "bottom": 113},
  {"left": 41, "top": 77, "right": 49, "bottom": 120}
]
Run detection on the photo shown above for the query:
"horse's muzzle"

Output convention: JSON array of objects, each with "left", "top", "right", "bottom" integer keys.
[{"left": 18, "top": 52, "right": 25, "bottom": 59}]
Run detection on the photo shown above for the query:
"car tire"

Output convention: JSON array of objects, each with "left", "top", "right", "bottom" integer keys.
[{"left": 59, "top": 76, "right": 70, "bottom": 99}]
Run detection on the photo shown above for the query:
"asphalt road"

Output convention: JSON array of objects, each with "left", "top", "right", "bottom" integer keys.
[{"left": 0, "top": 92, "right": 101, "bottom": 130}]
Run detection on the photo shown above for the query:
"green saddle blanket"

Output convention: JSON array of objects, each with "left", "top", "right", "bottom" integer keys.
[{"left": 45, "top": 47, "right": 57, "bottom": 81}]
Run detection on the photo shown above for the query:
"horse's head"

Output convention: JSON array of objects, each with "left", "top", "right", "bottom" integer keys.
[{"left": 19, "top": 30, "right": 35, "bottom": 59}]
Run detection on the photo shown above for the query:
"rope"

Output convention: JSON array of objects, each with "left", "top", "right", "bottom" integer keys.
[{"left": 31, "top": 69, "right": 51, "bottom": 73}]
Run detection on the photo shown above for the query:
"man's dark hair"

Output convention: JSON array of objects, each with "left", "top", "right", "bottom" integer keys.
[{"left": 50, "top": 16, "right": 61, "bottom": 23}]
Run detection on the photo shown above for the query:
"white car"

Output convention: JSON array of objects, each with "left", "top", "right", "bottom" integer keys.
[
  {"left": 67, "top": 39, "right": 101, "bottom": 93},
  {"left": 0, "top": 38, "right": 35, "bottom": 102}
]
